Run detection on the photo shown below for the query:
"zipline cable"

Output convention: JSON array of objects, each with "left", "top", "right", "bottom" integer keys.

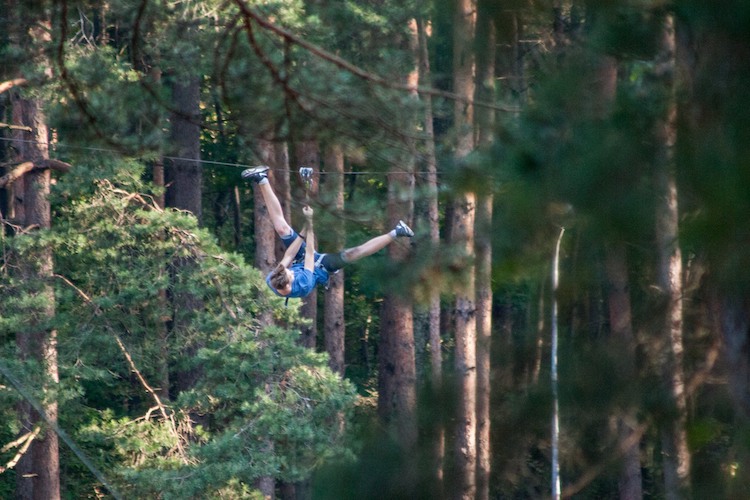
[{"left": 0, "top": 136, "right": 440, "bottom": 177}]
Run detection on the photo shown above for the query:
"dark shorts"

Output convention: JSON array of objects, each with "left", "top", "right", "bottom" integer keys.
[
  {"left": 281, "top": 230, "right": 346, "bottom": 273},
  {"left": 318, "top": 252, "right": 346, "bottom": 273}
]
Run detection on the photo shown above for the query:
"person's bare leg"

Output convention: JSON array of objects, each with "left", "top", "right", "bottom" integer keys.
[
  {"left": 341, "top": 220, "right": 414, "bottom": 263},
  {"left": 256, "top": 181, "right": 293, "bottom": 237},
  {"left": 341, "top": 233, "right": 395, "bottom": 262}
]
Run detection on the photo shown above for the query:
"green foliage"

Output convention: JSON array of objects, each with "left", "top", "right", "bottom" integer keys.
[
  {"left": 1, "top": 178, "right": 356, "bottom": 496},
  {"left": 5, "top": 0, "right": 750, "bottom": 497}
]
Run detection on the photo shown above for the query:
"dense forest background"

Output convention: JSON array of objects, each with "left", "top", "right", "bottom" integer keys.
[{"left": 2, "top": 0, "right": 750, "bottom": 499}]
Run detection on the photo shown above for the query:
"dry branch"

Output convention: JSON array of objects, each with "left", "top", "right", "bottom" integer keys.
[
  {"left": 0, "top": 78, "right": 27, "bottom": 95},
  {"left": 0, "top": 159, "right": 72, "bottom": 188},
  {"left": 0, "top": 122, "right": 32, "bottom": 132},
  {"left": 233, "top": 0, "right": 518, "bottom": 113},
  {"left": 44, "top": 159, "right": 73, "bottom": 173},
  {"left": 0, "top": 161, "right": 35, "bottom": 188},
  {"left": 0, "top": 426, "right": 41, "bottom": 474}
]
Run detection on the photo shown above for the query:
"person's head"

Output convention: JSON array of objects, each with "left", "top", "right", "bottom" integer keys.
[{"left": 269, "top": 264, "right": 293, "bottom": 296}]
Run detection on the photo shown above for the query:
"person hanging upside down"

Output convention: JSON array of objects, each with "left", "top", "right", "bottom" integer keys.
[{"left": 242, "top": 165, "right": 414, "bottom": 299}]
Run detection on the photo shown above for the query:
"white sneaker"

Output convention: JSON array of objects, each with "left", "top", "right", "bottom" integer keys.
[{"left": 241, "top": 165, "right": 270, "bottom": 183}]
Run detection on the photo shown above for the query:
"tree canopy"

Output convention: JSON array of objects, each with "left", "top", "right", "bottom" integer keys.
[{"left": 3, "top": 0, "right": 750, "bottom": 498}]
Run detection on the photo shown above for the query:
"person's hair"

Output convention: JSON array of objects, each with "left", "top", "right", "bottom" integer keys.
[{"left": 269, "top": 264, "right": 290, "bottom": 290}]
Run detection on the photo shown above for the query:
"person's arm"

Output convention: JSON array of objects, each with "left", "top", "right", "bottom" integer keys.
[
  {"left": 302, "top": 206, "right": 315, "bottom": 272},
  {"left": 279, "top": 233, "right": 304, "bottom": 268}
]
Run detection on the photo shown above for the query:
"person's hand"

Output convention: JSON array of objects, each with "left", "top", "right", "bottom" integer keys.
[{"left": 303, "top": 205, "right": 314, "bottom": 220}]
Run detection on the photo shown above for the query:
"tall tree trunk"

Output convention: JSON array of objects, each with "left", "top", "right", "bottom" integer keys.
[
  {"left": 164, "top": 48, "right": 204, "bottom": 404},
  {"left": 451, "top": 0, "right": 477, "bottom": 497},
  {"left": 256, "top": 141, "right": 291, "bottom": 500},
  {"left": 594, "top": 53, "right": 644, "bottom": 498},
  {"left": 604, "top": 244, "right": 643, "bottom": 500},
  {"left": 8, "top": 8, "right": 60, "bottom": 497},
  {"left": 11, "top": 90, "right": 60, "bottom": 500},
  {"left": 149, "top": 66, "right": 165, "bottom": 210},
  {"left": 147, "top": 67, "right": 169, "bottom": 399},
  {"left": 255, "top": 139, "right": 280, "bottom": 274},
  {"left": 165, "top": 75, "right": 202, "bottom": 221},
  {"left": 474, "top": 2, "right": 495, "bottom": 498},
  {"left": 550, "top": 227, "right": 565, "bottom": 500},
  {"left": 416, "top": 11, "right": 445, "bottom": 488},
  {"left": 379, "top": 18, "right": 418, "bottom": 450},
  {"left": 654, "top": 15, "right": 690, "bottom": 499},
  {"left": 323, "top": 144, "right": 345, "bottom": 376}
]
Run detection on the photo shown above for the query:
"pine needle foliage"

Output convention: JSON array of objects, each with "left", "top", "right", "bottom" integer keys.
[{"left": 0, "top": 178, "right": 356, "bottom": 497}]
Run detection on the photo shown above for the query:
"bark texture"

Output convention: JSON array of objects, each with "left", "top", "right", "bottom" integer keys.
[
  {"left": 323, "top": 144, "right": 345, "bottom": 376},
  {"left": 378, "top": 18, "right": 418, "bottom": 449},
  {"left": 255, "top": 139, "right": 280, "bottom": 274},
  {"left": 165, "top": 75, "right": 202, "bottom": 221},
  {"left": 605, "top": 244, "right": 643, "bottom": 500},
  {"left": 12, "top": 89, "right": 61, "bottom": 500},
  {"left": 451, "top": 1, "right": 477, "bottom": 497},
  {"left": 654, "top": 16, "right": 690, "bottom": 499},
  {"left": 474, "top": 3, "right": 495, "bottom": 497}
]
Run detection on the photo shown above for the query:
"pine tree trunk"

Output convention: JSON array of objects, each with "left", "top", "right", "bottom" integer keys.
[
  {"left": 255, "top": 139, "right": 279, "bottom": 274},
  {"left": 604, "top": 244, "right": 643, "bottom": 500},
  {"left": 323, "top": 144, "right": 345, "bottom": 375},
  {"left": 474, "top": 3, "right": 495, "bottom": 498},
  {"left": 12, "top": 90, "right": 61, "bottom": 500},
  {"left": 254, "top": 140, "right": 290, "bottom": 500},
  {"left": 165, "top": 75, "right": 202, "bottom": 221},
  {"left": 378, "top": 19, "right": 418, "bottom": 450},
  {"left": 592, "top": 53, "right": 645, "bottom": 498},
  {"left": 654, "top": 15, "right": 690, "bottom": 499},
  {"left": 379, "top": 167, "right": 417, "bottom": 446},
  {"left": 451, "top": 1, "right": 477, "bottom": 497},
  {"left": 416, "top": 12, "right": 445, "bottom": 488},
  {"left": 164, "top": 65, "right": 204, "bottom": 401},
  {"left": 7, "top": 7, "right": 60, "bottom": 496}
]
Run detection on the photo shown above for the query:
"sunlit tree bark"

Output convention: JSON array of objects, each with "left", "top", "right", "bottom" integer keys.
[
  {"left": 474, "top": 2, "right": 495, "bottom": 498},
  {"left": 416, "top": 10, "right": 445, "bottom": 488},
  {"left": 324, "top": 143, "right": 345, "bottom": 376},
  {"left": 654, "top": 15, "right": 690, "bottom": 499},
  {"left": 451, "top": 0, "right": 477, "bottom": 497},
  {"left": 379, "top": 17, "right": 418, "bottom": 451}
]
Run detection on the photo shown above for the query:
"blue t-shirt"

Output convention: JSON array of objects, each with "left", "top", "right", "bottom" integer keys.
[{"left": 266, "top": 259, "right": 330, "bottom": 298}]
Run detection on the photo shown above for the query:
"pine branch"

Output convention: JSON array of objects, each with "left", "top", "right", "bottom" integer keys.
[
  {"left": 232, "top": 0, "right": 519, "bottom": 113},
  {"left": 52, "top": 273, "right": 191, "bottom": 465}
]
